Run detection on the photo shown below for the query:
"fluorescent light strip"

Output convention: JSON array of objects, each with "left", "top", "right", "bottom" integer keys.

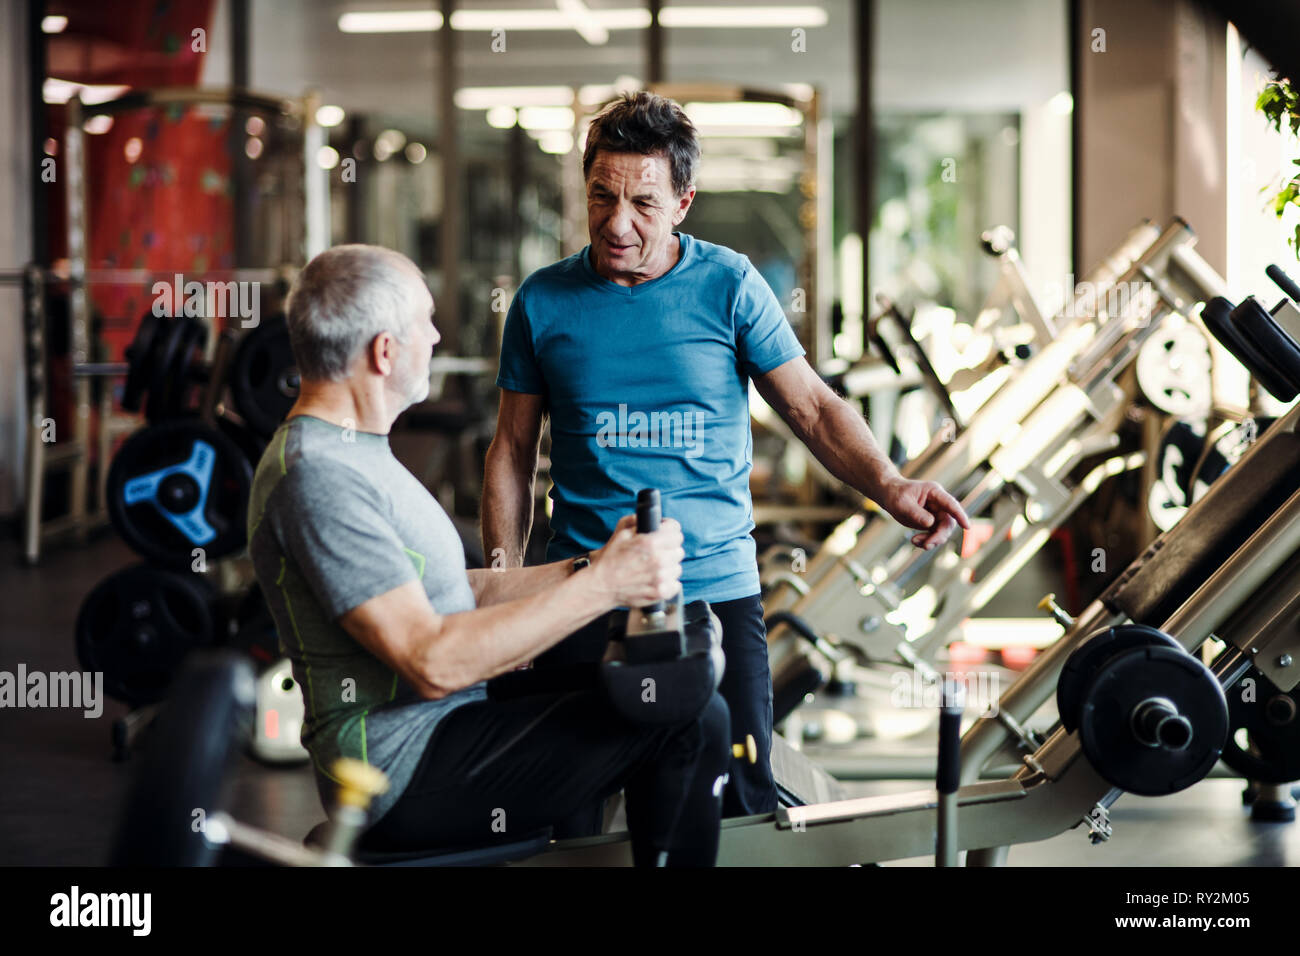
[
  {"left": 660, "top": 6, "right": 828, "bottom": 27},
  {"left": 556, "top": 0, "right": 609, "bottom": 45},
  {"left": 339, "top": 6, "right": 825, "bottom": 33},
  {"left": 455, "top": 86, "right": 574, "bottom": 109},
  {"left": 339, "top": 11, "right": 442, "bottom": 33}
]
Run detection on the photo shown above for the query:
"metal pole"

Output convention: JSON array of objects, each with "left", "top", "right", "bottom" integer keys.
[
  {"left": 64, "top": 95, "right": 91, "bottom": 542},
  {"left": 229, "top": 0, "right": 252, "bottom": 268},
  {"left": 647, "top": 0, "right": 664, "bottom": 84},
  {"left": 28, "top": 0, "right": 47, "bottom": 265},
  {"left": 22, "top": 266, "right": 47, "bottom": 565},
  {"left": 853, "top": 0, "right": 875, "bottom": 357},
  {"left": 438, "top": 0, "right": 461, "bottom": 354},
  {"left": 303, "top": 89, "right": 329, "bottom": 260}
]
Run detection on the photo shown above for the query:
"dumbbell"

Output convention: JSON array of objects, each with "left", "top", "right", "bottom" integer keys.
[{"left": 599, "top": 489, "right": 726, "bottom": 726}]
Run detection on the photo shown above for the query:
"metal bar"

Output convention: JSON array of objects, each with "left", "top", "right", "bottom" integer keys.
[
  {"left": 302, "top": 89, "right": 328, "bottom": 259},
  {"left": 229, "top": 0, "right": 252, "bottom": 269},
  {"left": 22, "top": 266, "right": 47, "bottom": 565},
  {"left": 79, "top": 87, "right": 296, "bottom": 118},
  {"left": 28, "top": 0, "right": 47, "bottom": 269},
  {"left": 72, "top": 363, "right": 128, "bottom": 377},
  {"left": 647, "top": 0, "right": 664, "bottom": 83},
  {"left": 65, "top": 95, "right": 91, "bottom": 543},
  {"left": 854, "top": 0, "right": 874, "bottom": 356},
  {"left": 438, "top": 0, "right": 461, "bottom": 354}
]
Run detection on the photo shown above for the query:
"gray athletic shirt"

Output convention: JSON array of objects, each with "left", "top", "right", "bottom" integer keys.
[{"left": 246, "top": 415, "right": 486, "bottom": 821}]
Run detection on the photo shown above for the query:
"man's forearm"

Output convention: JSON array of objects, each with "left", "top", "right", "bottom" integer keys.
[
  {"left": 481, "top": 447, "right": 535, "bottom": 567},
  {"left": 427, "top": 568, "right": 610, "bottom": 690},
  {"left": 799, "top": 396, "right": 901, "bottom": 500},
  {"left": 468, "top": 558, "right": 575, "bottom": 606}
]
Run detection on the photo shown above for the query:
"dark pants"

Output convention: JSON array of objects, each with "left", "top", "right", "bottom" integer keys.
[
  {"left": 534, "top": 593, "right": 776, "bottom": 823},
  {"left": 364, "top": 689, "right": 732, "bottom": 866}
]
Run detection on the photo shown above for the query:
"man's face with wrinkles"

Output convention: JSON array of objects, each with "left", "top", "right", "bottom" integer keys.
[{"left": 585, "top": 150, "right": 693, "bottom": 286}]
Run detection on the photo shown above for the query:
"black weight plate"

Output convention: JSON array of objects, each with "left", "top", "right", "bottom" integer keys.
[
  {"left": 1057, "top": 624, "right": 1181, "bottom": 732},
  {"left": 107, "top": 419, "right": 253, "bottom": 567},
  {"left": 1220, "top": 667, "right": 1300, "bottom": 784},
  {"left": 230, "top": 313, "right": 299, "bottom": 438},
  {"left": 1231, "top": 297, "right": 1300, "bottom": 402},
  {"left": 75, "top": 564, "right": 216, "bottom": 707},
  {"left": 147, "top": 316, "right": 207, "bottom": 422},
  {"left": 1201, "top": 297, "right": 1298, "bottom": 403},
  {"left": 122, "top": 312, "right": 163, "bottom": 413},
  {"left": 1078, "top": 644, "right": 1228, "bottom": 796}
]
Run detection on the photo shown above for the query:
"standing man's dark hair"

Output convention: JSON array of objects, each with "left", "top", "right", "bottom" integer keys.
[{"left": 581, "top": 91, "right": 701, "bottom": 197}]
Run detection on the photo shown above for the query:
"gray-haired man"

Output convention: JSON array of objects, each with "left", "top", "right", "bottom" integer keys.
[{"left": 246, "top": 244, "right": 731, "bottom": 865}]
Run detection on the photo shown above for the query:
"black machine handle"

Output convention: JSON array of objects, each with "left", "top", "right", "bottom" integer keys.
[
  {"left": 936, "top": 679, "right": 964, "bottom": 795},
  {"left": 636, "top": 489, "right": 665, "bottom": 617},
  {"left": 1267, "top": 264, "right": 1300, "bottom": 306}
]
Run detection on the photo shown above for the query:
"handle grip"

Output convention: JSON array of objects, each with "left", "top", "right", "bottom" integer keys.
[
  {"left": 636, "top": 488, "right": 661, "bottom": 534},
  {"left": 1267, "top": 264, "right": 1300, "bottom": 305},
  {"left": 636, "top": 489, "right": 664, "bottom": 616}
]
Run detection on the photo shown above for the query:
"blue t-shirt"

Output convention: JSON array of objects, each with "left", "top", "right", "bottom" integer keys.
[{"left": 496, "top": 232, "right": 805, "bottom": 603}]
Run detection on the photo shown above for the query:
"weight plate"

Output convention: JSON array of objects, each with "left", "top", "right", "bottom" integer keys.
[
  {"left": 1057, "top": 624, "right": 1180, "bottom": 732},
  {"left": 1147, "top": 422, "right": 1231, "bottom": 533},
  {"left": 107, "top": 419, "right": 253, "bottom": 567},
  {"left": 1220, "top": 668, "right": 1300, "bottom": 784},
  {"left": 1135, "top": 321, "right": 1213, "bottom": 420},
  {"left": 75, "top": 564, "right": 216, "bottom": 707},
  {"left": 1078, "top": 644, "right": 1228, "bottom": 796},
  {"left": 230, "top": 314, "right": 299, "bottom": 438},
  {"left": 122, "top": 313, "right": 164, "bottom": 413},
  {"left": 147, "top": 316, "right": 206, "bottom": 422}
]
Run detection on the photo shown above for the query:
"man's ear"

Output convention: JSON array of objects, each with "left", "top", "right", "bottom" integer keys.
[
  {"left": 369, "top": 331, "right": 396, "bottom": 376},
  {"left": 673, "top": 187, "right": 696, "bottom": 225}
]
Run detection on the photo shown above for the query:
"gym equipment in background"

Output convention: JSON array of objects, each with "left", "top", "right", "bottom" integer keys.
[{"left": 762, "top": 219, "right": 1225, "bottom": 725}]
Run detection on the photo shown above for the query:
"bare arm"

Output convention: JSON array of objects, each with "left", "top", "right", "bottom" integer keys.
[
  {"left": 340, "top": 516, "right": 683, "bottom": 699},
  {"left": 753, "top": 357, "right": 970, "bottom": 549},
  {"left": 467, "top": 558, "right": 577, "bottom": 607},
  {"left": 482, "top": 389, "right": 546, "bottom": 568}
]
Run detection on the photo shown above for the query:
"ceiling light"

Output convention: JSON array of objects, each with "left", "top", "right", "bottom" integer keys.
[
  {"left": 684, "top": 102, "right": 802, "bottom": 127},
  {"left": 517, "top": 106, "right": 575, "bottom": 131},
  {"left": 404, "top": 142, "right": 427, "bottom": 163},
  {"left": 374, "top": 129, "right": 407, "bottom": 161},
  {"left": 660, "top": 6, "right": 828, "bottom": 28},
  {"left": 1048, "top": 91, "right": 1074, "bottom": 115},
  {"left": 82, "top": 115, "right": 113, "bottom": 135},
  {"left": 557, "top": 0, "right": 608, "bottom": 45},
  {"left": 536, "top": 130, "right": 574, "bottom": 155},
  {"left": 42, "top": 15, "right": 68, "bottom": 33},
  {"left": 317, "top": 145, "right": 340, "bottom": 169},
  {"left": 316, "top": 104, "right": 346, "bottom": 127},
  {"left": 339, "top": 11, "right": 442, "bottom": 33},
  {"left": 455, "top": 86, "right": 574, "bottom": 109},
  {"left": 486, "top": 106, "right": 518, "bottom": 129}
]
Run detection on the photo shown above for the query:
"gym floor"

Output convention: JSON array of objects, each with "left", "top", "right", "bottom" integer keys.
[{"left": 4, "top": 532, "right": 1298, "bottom": 867}]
